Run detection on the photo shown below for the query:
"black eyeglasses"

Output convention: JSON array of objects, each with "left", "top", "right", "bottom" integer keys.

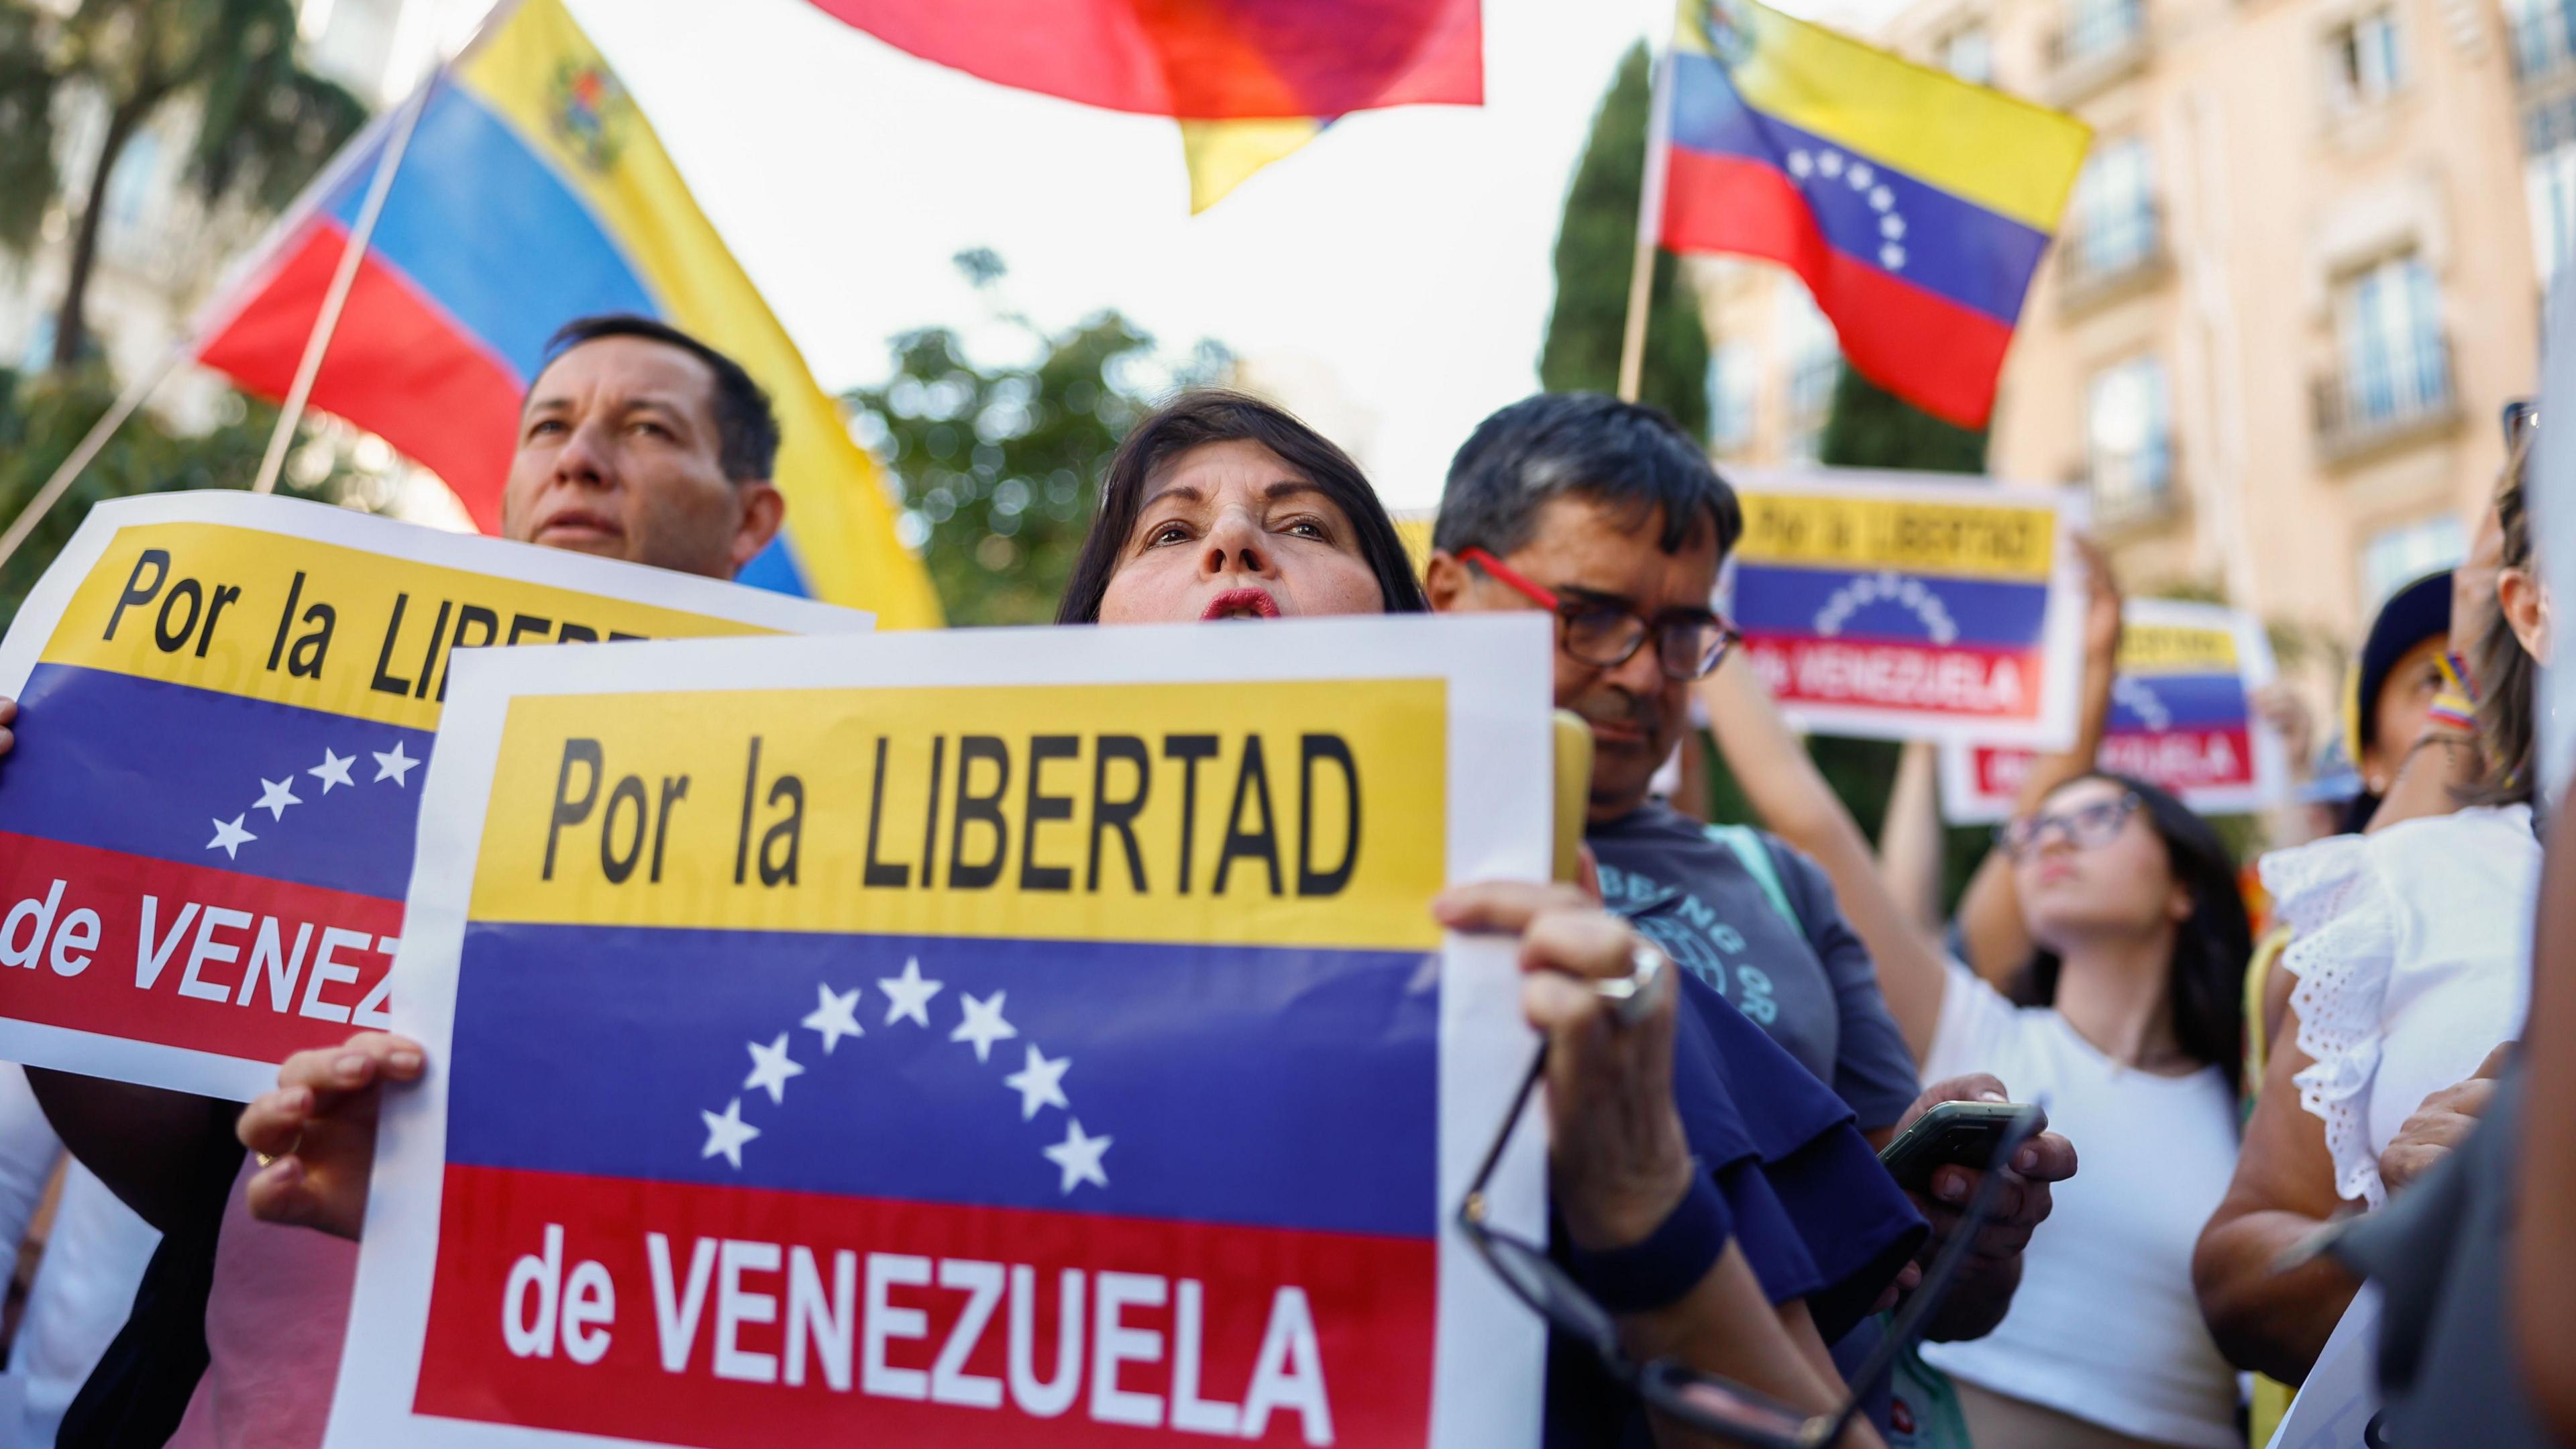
[
  {"left": 1995, "top": 791, "right": 2142, "bottom": 861},
  {"left": 2504, "top": 398, "right": 2536, "bottom": 453},
  {"left": 1460, "top": 547, "right": 1742, "bottom": 682},
  {"left": 1456, "top": 1045, "right": 2039, "bottom": 1448}
]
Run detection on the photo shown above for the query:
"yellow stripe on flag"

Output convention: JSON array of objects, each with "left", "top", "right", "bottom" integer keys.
[
  {"left": 1179, "top": 117, "right": 1324, "bottom": 212},
  {"left": 1676, "top": 0, "right": 2089, "bottom": 233},
  {"left": 458, "top": 1, "right": 943, "bottom": 629}
]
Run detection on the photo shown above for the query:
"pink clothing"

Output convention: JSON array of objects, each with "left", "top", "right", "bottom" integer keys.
[{"left": 166, "top": 1159, "right": 356, "bottom": 1449}]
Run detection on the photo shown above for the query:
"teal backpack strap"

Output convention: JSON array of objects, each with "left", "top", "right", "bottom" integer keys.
[{"left": 1702, "top": 823, "right": 1801, "bottom": 935}]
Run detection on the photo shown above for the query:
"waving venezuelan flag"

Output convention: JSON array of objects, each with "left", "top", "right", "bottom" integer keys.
[
  {"left": 800, "top": 0, "right": 1481, "bottom": 210},
  {"left": 193, "top": 0, "right": 941, "bottom": 627},
  {"left": 1662, "top": 0, "right": 2089, "bottom": 428}
]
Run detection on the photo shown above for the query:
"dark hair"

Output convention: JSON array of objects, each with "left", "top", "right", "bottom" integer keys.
[
  {"left": 535, "top": 314, "right": 781, "bottom": 483},
  {"left": 1056, "top": 389, "right": 1426, "bottom": 625},
  {"left": 1432, "top": 392, "right": 1744, "bottom": 561},
  {"left": 2011, "top": 773, "right": 2251, "bottom": 1087},
  {"left": 2470, "top": 435, "right": 2536, "bottom": 807}
]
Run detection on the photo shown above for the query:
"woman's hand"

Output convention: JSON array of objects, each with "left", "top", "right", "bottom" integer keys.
[
  {"left": 2379, "top": 1041, "right": 2512, "bottom": 1195},
  {"left": 2073, "top": 535, "right": 2123, "bottom": 670},
  {"left": 1436, "top": 880, "right": 1693, "bottom": 1252},
  {"left": 237, "top": 1031, "right": 426, "bottom": 1240}
]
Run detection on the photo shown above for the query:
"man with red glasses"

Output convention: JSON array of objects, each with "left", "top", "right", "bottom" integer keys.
[{"left": 1426, "top": 393, "right": 2072, "bottom": 1436}]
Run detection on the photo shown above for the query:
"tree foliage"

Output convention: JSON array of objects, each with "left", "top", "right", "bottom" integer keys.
[
  {"left": 843, "top": 252, "right": 1231, "bottom": 627},
  {"left": 0, "top": 365, "right": 350, "bottom": 627},
  {"left": 0, "top": 0, "right": 366, "bottom": 368},
  {"left": 1538, "top": 44, "right": 1709, "bottom": 438}
]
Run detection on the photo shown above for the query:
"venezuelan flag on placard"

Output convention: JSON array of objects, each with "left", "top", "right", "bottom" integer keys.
[
  {"left": 1662, "top": 0, "right": 2088, "bottom": 427},
  {"left": 798, "top": 0, "right": 1480, "bottom": 210},
  {"left": 192, "top": 0, "right": 941, "bottom": 627}
]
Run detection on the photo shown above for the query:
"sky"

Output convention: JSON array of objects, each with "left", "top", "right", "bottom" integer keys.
[{"left": 551, "top": 0, "right": 1672, "bottom": 514}]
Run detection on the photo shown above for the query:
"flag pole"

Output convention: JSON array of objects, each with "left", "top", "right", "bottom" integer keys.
[
  {"left": 250, "top": 64, "right": 438, "bottom": 496},
  {"left": 1615, "top": 19, "right": 1680, "bottom": 404},
  {"left": 0, "top": 341, "right": 191, "bottom": 572}
]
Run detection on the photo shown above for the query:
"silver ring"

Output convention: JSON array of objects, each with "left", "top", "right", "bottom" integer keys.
[{"left": 1590, "top": 940, "right": 1673, "bottom": 1026}]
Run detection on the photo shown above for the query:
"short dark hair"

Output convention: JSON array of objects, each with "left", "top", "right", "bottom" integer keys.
[
  {"left": 1056, "top": 389, "right": 1428, "bottom": 624},
  {"left": 535, "top": 314, "right": 781, "bottom": 483},
  {"left": 2012, "top": 773, "right": 2251, "bottom": 1089},
  {"left": 1432, "top": 392, "right": 1743, "bottom": 562}
]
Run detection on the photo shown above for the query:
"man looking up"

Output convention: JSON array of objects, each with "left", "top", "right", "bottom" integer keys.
[
  {"left": 1424, "top": 392, "right": 2076, "bottom": 1421},
  {"left": 3, "top": 313, "right": 791, "bottom": 1449}
]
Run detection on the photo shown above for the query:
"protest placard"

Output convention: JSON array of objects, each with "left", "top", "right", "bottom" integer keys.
[
  {"left": 1935, "top": 599, "right": 2286, "bottom": 823},
  {"left": 0, "top": 492, "right": 863, "bottom": 1101},
  {"left": 1723, "top": 468, "right": 2088, "bottom": 748},
  {"left": 330, "top": 614, "right": 1553, "bottom": 1448}
]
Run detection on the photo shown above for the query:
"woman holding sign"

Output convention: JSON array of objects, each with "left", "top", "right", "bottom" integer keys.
[{"left": 247, "top": 392, "right": 1925, "bottom": 1448}]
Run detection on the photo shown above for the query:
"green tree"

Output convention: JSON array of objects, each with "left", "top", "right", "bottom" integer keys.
[
  {"left": 0, "top": 367, "right": 351, "bottom": 626},
  {"left": 845, "top": 251, "right": 1230, "bottom": 627},
  {"left": 1538, "top": 44, "right": 1709, "bottom": 437},
  {"left": 0, "top": 0, "right": 366, "bottom": 370}
]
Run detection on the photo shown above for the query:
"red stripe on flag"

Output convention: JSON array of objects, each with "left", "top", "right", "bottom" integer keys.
[
  {"left": 195, "top": 220, "right": 524, "bottom": 531},
  {"left": 801, "top": 0, "right": 1481, "bottom": 117},
  {"left": 1661, "top": 149, "right": 2015, "bottom": 429},
  {"left": 0, "top": 830, "right": 402, "bottom": 1065},
  {"left": 1743, "top": 635, "right": 2048, "bottom": 721},
  {"left": 415, "top": 1163, "right": 1433, "bottom": 1446}
]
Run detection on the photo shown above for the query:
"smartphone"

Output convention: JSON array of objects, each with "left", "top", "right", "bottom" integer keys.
[{"left": 1876, "top": 1100, "right": 2037, "bottom": 1193}]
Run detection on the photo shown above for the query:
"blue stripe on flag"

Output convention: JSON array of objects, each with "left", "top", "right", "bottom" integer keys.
[
  {"left": 1731, "top": 564, "right": 2050, "bottom": 648},
  {"left": 0, "top": 664, "right": 429, "bottom": 902},
  {"left": 445, "top": 923, "right": 1440, "bottom": 1240},
  {"left": 2110, "top": 672, "right": 2247, "bottom": 732}
]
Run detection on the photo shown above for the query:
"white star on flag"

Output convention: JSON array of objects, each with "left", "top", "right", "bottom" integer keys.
[
  {"left": 1043, "top": 1118, "right": 1112, "bottom": 1194},
  {"left": 801, "top": 983, "right": 863, "bottom": 1053},
  {"left": 309, "top": 747, "right": 356, "bottom": 794},
  {"left": 878, "top": 957, "right": 943, "bottom": 1028},
  {"left": 253, "top": 777, "right": 301, "bottom": 822},
  {"left": 950, "top": 991, "right": 1018, "bottom": 1063},
  {"left": 700, "top": 1097, "right": 759, "bottom": 1169},
  {"left": 206, "top": 814, "right": 256, "bottom": 859},
  {"left": 1002, "top": 1044, "right": 1071, "bottom": 1120},
  {"left": 372, "top": 741, "right": 419, "bottom": 788},
  {"left": 743, "top": 1032, "right": 804, "bottom": 1105}
]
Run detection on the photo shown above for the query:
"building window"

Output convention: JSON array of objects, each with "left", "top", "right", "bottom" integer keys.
[
  {"left": 1942, "top": 24, "right": 1994, "bottom": 83},
  {"left": 2508, "top": 0, "right": 2576, "bottom": 79},
  {"left": 2063, "top": 0, "right": 2143, "bottom": 62},
  {"left": 2361, "top": 514, "right": 2465, "bottom": 611},
  {"left": 2528, "top": 142, "right": 2576, "bottom": 287},
  {"left": 2326, "top": 8, "right": 2404, "bottom": 109},
  {"left": 2068, "top": 138, "right": 2157, "bottom": 282},
  {"left": 2332, "top": 255, "right": 2449, "bottom": 429},
  {"left": 2086, "top": 356, "right": 2171, "bottom": 515},
  {"left": 1708, "top": 343, "right": 1759, "bottom": 453},
  {"left": 1778, "top": 287, "right": 1841, "bottom": 463}
]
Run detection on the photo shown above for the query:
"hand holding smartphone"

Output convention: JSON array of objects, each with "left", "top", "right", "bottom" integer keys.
[{"left": 1877, "top": 1099, "right": 2043, "bottom": 1193}]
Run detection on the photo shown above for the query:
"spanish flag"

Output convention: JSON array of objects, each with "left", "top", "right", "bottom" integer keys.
[
  {"left": 1661, "top": 0, "right": 2089, "bottom": 427},
  {"left": 797, "top": 0, "right": 1481, "bottom": 211},
  {"left": 193, "top": 0, "right": 942, "bottom": 627}
]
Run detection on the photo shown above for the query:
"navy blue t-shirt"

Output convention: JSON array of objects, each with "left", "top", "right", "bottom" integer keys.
[{"left": 1588, "top": 804, "right": 1923, "bottom": 1132}]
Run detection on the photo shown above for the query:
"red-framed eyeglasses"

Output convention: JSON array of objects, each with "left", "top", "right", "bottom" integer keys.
[{"left": 1459, "top": 547, "right": 1741, "bottom": 682}]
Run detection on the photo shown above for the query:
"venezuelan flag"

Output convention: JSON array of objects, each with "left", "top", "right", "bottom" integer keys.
[
  {"left": 193, "top": 0, "right": 941, "bottom": 628},
  {"left": 1662, "top": 0, "right": 2088, "bottom": 428},
  {"left": 800, "top": 1, "right": 1480, "bottom": 211}
]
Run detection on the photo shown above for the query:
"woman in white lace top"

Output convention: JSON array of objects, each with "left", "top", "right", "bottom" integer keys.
[{"left": 2194, "top": 445, "right": 2544, "bottom": 1385}]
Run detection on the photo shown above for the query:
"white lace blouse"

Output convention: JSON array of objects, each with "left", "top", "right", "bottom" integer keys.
[{"left": 2258, "top": 805, "right": 2538, "bottom": 1208}]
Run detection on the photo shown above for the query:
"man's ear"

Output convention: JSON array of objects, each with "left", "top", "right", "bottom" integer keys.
[
  {"left": 729, "top": 481, "right": 786, "bottom": 575},
  {"left": 1423, "top": 550, "right": 1469, "bottom": 612},
  {"left": 2502, "top": 565, "right": 2551, "bottom": 665}
]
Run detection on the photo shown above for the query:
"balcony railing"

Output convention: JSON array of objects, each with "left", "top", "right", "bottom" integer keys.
[
  {"left": 2059, "top": 203, "right": 2168, "bottom": 308},
  {"left": 2085, "top": 441, "right": 2176, "bottom": 528},
  {"left": 2312, "top": 337, "right": 2459, "bottom": 464},
  {"left": 2044, "top": 0, "right": 2149, "bottom": 101}
]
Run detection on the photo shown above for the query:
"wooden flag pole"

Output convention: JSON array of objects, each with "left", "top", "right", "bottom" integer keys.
[
  {"left": 1615, "top": 29, "right": 1680, "bottom": 404},
  {"left": 249, "top": 64, "right": 438, "bottom": 496}
]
